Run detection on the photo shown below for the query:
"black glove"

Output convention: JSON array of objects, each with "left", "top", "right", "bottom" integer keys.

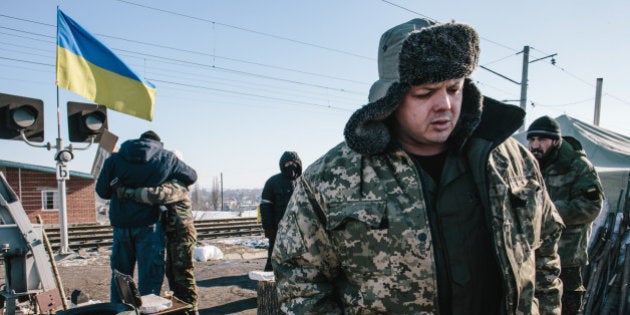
[
  {"left": 116, "top": 186, "right": 135, "bottom": 200},
  {"left": 264, "top": 229, "right": 277, "bottom": 239}
]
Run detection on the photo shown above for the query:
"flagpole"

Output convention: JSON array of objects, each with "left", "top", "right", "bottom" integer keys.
[
  {"left": 56, "top": 82, "right": 71, "bottom": 256},
  {"left": 56, "top": 9, "right": 111, "bottom": 255},
  {"left": 56, "top": 18, "right": 71, "bottom": 254}
]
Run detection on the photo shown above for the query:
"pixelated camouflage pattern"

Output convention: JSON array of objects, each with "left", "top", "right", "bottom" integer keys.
[
  {"left": 272, "top": 139, "right": 563, "bottom": 314},
  {"left": 135, "top": 180, "right": 195, "bottom": 231},
  {"left": 540, "top": 140, "right": 602, "bottom": 268},
  {"left": 132, "top": 180, "right": 198, "bottom": 310}
]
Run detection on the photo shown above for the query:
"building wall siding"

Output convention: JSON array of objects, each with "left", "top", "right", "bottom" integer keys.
[{"left": 1, "top": 167, "right": 96, "bottom": 224}]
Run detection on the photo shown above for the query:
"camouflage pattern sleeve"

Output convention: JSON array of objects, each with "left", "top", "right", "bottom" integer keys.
[
  {"left": 549, "top": 157, "right": 602, "bottom": 226},
  {"left": 526, "top": 147, "right": 564, "bottom": 315},
  {"left": 534, "top": 186, "right": 564, "bottom": 315},
  {"left": 503, "top": 140, "right": 564, "bottom": 315},
  {"left": 133, "top": 180, "right": 190, "bottom": 205},
  {"left": 272, "top": 177, "right": 342, "bottom": 314}
]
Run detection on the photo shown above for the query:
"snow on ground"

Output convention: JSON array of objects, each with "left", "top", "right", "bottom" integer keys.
[
  {"left": 192, "top": 209, "right": 266, "bottom": 252},
  {"left": 214, "top": 236, "right": 269, "bottom": 249},
  {"left": 58, "top": 210, "right": 264, "bottom": 266},
  {"left": 192, "top": 209, "right": 258, "bottom": 220}
]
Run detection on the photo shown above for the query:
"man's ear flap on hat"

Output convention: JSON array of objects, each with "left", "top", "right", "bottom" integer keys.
[{"left": 344, "top": 82, "right": 408, "bottom": 156}]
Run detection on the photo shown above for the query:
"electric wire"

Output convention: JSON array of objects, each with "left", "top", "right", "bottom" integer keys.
[
  {"left": 1, "top": 5, "right": 629, "bottom": 112},
  {"left": 379, "top": 0, "right": 630, "bottom": 109},
  {"left": 113, "top": 0, "right": 374, "bottom": 61}
]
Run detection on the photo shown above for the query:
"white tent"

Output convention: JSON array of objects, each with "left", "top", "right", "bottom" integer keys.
[{"left": 513, "top": 114, "right": 630, "bottom": 209}]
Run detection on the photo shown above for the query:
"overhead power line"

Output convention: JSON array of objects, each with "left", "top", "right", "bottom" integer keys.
[
  {"left": 380, "top": 1, "right": 630, "bottom": 110},
  {"left": 379, "top": 0, "right": 437, "bottom": 22},
  {"left": 0, "top": 23, "right": 368, "bottom": 86},
  {"left": 0, "top": 55, "right": 52, "bottom": 67},
  {"left": 0, "top": 54, "right": 358, "bottom": 112},
  {"left": 113, "top": 0, "right": 374, "bottom": 60},
  {"left": 0, "top": 25, "right": 368, "bottom": 95},
  {"left": 150, "top": 78, "right": 352, "bottom": 112},
  {"left": 534, "top": 97, "right": 595, "bottom": 108},
  {"left": 482, "top": 53, "right": 520, "bottom": 66},
  {"left": 380, "top": 0, "right": 518, "bottom": 52},
  {"left": 2, "top": 5, "right": 629, "bottom": 110}
]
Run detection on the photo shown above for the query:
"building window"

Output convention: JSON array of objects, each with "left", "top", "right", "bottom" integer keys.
[{"left": 42, "top": 189, "right": 59, "bottom": 211}]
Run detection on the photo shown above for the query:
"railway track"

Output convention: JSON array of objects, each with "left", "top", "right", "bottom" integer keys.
[{"left": 43, "top": 217, "right": 263, "bottom": 251}]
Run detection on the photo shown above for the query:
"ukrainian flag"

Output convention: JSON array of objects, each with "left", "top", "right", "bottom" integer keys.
[{"left": 56, "top": 9, "right": 156, "bottom": 121}]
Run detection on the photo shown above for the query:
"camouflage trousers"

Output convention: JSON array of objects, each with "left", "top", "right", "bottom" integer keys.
[
  {"left": 561, "top": 266, "right": 585, "bottom": 315},
  {"left": 165, "top": 222, "right": 198, "bottom": 312}
]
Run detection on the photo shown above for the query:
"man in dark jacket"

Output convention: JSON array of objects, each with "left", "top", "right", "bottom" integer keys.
[
  {"left": 260, "top": 151, "right": 302, "bottom": 271},
  {"left": 528, "top": 116, "right": 603, "bottom": 314},
  {"left": 95, "top": 130, "right": 197, "bottom": 303},
  {"left": 117, "top": 178, "right": 198, "bottom": 313},
  {"left": 272, "top": 19, "right": 564, "bottom": 314}
]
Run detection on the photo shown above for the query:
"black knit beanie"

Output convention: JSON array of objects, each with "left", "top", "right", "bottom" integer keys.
[
  {"left": 527, "top": 116, "right": 561, "bottom": 140},
  {"left": 140, "top": 130, "right": 161, "bottom": 142}
]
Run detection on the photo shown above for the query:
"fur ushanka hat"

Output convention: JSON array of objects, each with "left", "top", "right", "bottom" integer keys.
[{"left": 344, "top": 19, "right": 482, "bottom": 156}]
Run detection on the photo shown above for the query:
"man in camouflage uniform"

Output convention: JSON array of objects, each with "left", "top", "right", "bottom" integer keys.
[
  {"left": 118, "top": 179, "right": 198, "bottom": 314},
  {"left": 272, "top": 19, "right": 564, "bottom": 314},
  {"left": 528, "top": 116, "right": 603, "bottom": 314}
]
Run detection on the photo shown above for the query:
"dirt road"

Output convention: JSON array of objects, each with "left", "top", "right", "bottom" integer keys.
[{"left": 55, "top": 240, "right": 268, "bottom": 315}]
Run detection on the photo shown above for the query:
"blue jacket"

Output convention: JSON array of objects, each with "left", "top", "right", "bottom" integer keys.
[{"left": 95, "top": 138, "right": 197, "bottom": 228}]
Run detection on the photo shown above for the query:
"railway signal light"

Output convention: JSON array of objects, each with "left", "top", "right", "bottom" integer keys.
[
  {"left": 0, "top": 92, "right": 45, "bottom": 142},
  {"left": 67, "top": 102, "right": 108, "bottom": 143}
]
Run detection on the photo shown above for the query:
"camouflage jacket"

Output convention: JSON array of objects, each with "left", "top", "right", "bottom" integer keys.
[
  {"left": 540, "top": 137, "right": 602, "bottom": 267},
  {"left": 131, "top": 180, "right": 194, "bottom": 229},
  {"left": 273, "top": 139, "right": 563, "bottom": 314}
]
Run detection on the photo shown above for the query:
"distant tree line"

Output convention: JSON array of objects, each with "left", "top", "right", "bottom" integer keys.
[{"left": 190, "top": 179, "right": 261, "bottom": 211}]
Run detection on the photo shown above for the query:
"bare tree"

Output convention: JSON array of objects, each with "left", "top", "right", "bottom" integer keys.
[
  {"left": 191, "top": 184, "right": 206, "bottom": 210},
  {"left": 210, "top": 176, "right": 220, "bottom": 210}
]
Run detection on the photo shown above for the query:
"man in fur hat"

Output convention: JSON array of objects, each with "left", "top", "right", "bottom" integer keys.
[
  {"left": 272, "top": 19, "right": 564, "bottom": 314},
  {"left": 528, "top": 116, "right": 602, "bottom": 314}
]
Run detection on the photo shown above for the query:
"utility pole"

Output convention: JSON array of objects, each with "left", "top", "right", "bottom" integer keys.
[
  {"left": 594, "top": 78, "right": 603, "bottom": 126},
  {"left": 481, "top": 45, "right": 556, "bottom": 132},
  {"left": 518, "top": 46, "right": 530, "bottom": 132}
]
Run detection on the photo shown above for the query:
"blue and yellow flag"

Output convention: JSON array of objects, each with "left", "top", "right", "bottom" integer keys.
[{"left": 56, "top": 9, "right": 156, "bottom": 121}]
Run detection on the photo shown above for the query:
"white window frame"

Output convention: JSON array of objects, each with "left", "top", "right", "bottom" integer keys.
[{"left": 41, "top": 189, "right": 59, "bottom": 211}]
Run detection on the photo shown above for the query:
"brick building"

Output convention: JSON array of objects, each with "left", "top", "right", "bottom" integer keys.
[{"left": 0, "top": 159, "right": 96, "bottom": 225}]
